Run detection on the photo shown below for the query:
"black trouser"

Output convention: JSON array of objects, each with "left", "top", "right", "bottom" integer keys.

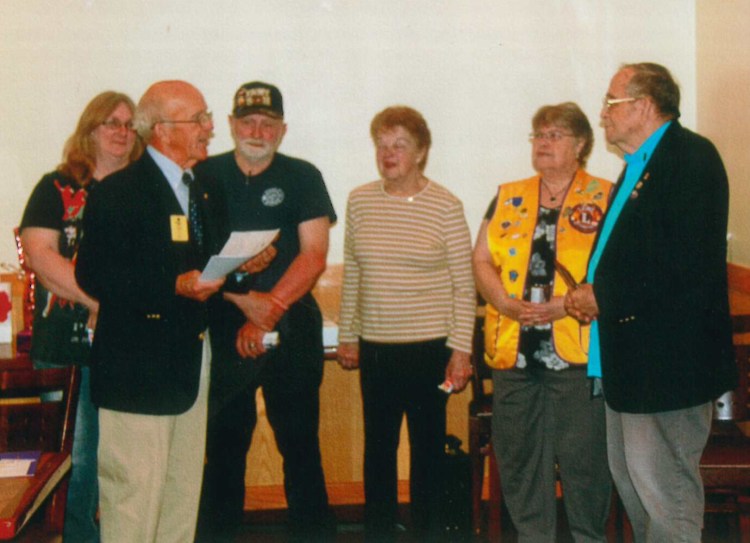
[
  {"left": 359, "top": 338, "right": 450, "bottom": 537},
  {"left": 200, "top": 331, "right": 330, "bottom": 535}
]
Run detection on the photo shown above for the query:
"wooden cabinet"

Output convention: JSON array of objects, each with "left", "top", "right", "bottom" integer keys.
[
  {"left": 244, "top": 360, "right": 471, "bottom": 506},
  {"left": 244, "top": 265, "right": 471, "bottom": 505}
]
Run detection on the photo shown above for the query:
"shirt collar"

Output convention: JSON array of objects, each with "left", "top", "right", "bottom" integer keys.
[
  {"left": 147, "top": 145, "right": 193, "bottom": 192},
  {"left": 624, "top": 120, "right": 672, "bottom": 167}
]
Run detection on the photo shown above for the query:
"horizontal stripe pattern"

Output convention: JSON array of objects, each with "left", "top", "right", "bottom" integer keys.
[{"left": 339, "top": 180, "right": 475, "bottom": 353}]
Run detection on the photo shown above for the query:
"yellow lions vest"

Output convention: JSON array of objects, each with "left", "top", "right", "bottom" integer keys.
[{"left": 484, "top": 170, "right": 612, "bottom": 369}]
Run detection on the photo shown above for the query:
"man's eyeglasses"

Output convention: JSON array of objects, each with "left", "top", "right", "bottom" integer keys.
[
  {"left": 528, "top": 131, "right": 573, "bottom": 143},
  {"left": 603, "top": 97, "right": 638, "bottom": 109},
  {"left": 155, "top": 111, "right": 213, "bottom": 128},
  {"left": 101, "top": 119, "right": 135, "bottom": 132}
]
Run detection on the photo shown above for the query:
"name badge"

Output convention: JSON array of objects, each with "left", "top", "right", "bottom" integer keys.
[{"left": 170, "top": 215, "right": 189, "bottom": 242}]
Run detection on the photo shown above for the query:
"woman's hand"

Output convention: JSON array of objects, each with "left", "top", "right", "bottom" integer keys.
[
  {"left": 445, "top": 350, "right": 473, "bottom": 392},
  {"left": 517, "top": 296, "right": 567, "bottom": 326},
  {"left": 337, "top": 341, "right": 360, "bottom": 370},
  {"left": 497, "top": 296, "right": 529, "bottom": 322}
]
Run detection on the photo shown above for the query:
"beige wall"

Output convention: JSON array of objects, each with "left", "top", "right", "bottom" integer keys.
[
  {"left": 697, "top": 0, "right": 750, "bottom": 265},
  {"left": 0, "top": 1, "right": 697, "bottom": 269}
]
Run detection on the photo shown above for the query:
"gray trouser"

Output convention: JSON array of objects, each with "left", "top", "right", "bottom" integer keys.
[
  {"left": 492, "top": 368, "right": 611, "bottom": 543},
  {"left": 606, "top": 402, "right": 712, "bottom": 543}
]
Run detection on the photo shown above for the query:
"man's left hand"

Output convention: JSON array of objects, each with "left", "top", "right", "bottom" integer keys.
[{"left": 564, "top": 283, "right": 599, "bottom": 323}]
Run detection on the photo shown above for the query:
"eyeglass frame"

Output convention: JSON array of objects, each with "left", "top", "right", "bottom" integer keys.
[
  {"left": 603, "top": 97, "right": 639, "bottom": 109},
  {"left": 153, "top": 110, "right": 213, "bottom": 128},
  {"left": 528, "top": 130, "right": 575, "bottom": 143},
  {"left": 100, "top": 119, "right": 135, "bottom": 132}
]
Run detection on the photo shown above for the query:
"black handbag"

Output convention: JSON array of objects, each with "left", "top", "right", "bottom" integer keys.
[{"left": 29, "top": 285, "right": 91, "bottom": 366}]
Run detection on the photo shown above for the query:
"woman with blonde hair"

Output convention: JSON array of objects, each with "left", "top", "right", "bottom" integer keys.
[{"left": 20, "top": 91, "right": 142, "bottom": 543}]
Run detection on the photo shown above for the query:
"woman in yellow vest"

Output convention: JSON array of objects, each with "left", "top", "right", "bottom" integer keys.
[{"left": 473, "top": 102, "right": 613, "bottom": 542}]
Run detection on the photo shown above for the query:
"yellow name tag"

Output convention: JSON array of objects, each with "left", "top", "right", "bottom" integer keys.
[{"left": 170, "top": 215, "right": 189, "bottom": 242}]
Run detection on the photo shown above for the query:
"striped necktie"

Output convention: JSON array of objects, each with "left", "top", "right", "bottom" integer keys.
[{"left": 181, "top": 172, "right": 204, "bottom": 249}]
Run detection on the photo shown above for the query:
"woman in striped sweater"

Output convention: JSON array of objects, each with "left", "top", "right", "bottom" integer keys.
[{"left": 337, "top": 105, "right": 475, "bottom": 540}]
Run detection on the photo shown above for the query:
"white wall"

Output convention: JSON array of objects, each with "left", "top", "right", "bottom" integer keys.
[
  {"left": 697, "top": 0, "right": 750, "bottom": 266},
  {"left": 0, "top": 0, "right": 696, "bottom": 267}
]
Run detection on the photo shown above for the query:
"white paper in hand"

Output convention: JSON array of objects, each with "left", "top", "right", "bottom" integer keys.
[{"left": 200, "top": 229, "right": 279, "bottom": 281}]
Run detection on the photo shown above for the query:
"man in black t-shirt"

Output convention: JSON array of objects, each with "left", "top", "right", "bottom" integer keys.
[{"left": 196, "top": 81, "right": 336, "bottom": 540}]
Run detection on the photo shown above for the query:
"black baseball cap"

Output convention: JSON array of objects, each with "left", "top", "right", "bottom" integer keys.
[{"left": 232, "top": 81, "right": 284, "bottom": 119}]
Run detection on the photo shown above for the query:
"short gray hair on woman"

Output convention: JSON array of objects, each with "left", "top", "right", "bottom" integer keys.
[{"left": 532, "top": 102, "right": 594, "bottom": 168}]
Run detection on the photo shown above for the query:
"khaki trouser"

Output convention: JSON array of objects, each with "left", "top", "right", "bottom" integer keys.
[{"left": 98, "top": 336, "right": 210, "bottom": 543}]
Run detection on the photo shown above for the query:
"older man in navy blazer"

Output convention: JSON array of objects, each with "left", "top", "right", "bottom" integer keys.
[
  {"left": 76, "top": 80, "right": 226, "bottom": 543},
  {"left": 566, "top": 63, "right": 737, "bottom": 542}
]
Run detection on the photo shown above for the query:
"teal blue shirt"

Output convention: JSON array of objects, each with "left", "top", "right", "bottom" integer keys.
[{"left": 587, "top": 121, "right": 672, "bottom": 377}]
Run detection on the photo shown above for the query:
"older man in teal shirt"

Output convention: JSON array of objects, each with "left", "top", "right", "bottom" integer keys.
[{"left": 566, "top": 63, "right": 736, "bottom": 542}]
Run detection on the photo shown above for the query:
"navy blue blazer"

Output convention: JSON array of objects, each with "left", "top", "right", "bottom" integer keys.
[
  {"left": 593, "top": 122, "right": 737, "bottom": 413},
  {"left": 76, "top": 152, "right": 228, "bottom": 415}
]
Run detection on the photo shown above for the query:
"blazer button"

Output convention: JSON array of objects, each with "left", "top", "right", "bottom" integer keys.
[{"left": 198, "top": 332, "right": 206, "bottom": 341}]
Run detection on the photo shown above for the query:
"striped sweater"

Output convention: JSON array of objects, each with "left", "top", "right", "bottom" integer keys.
[{"left": 338, "top": 179, "right": 475, "bottom": 353}]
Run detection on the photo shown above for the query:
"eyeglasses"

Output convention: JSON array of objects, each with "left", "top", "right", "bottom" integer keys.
[
  {"left": 603, "top": 97, "right": 638, "bottom": 109},
  {"left": 155, "top": 111, "right": 213, "bottom": 128},
  {"left": 528, "top": 131, "right": 573, "bottom": 142},
  {"left": 101, "top": 119, "right": 135, "bottom": 132}
]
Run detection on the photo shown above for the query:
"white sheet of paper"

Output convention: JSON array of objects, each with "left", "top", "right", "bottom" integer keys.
[
  {"left": 200, "top": 229, "right": 279, "bottom": 281},
  {"left": 0, "top": 459, "right": 33, "bottom": 478}
]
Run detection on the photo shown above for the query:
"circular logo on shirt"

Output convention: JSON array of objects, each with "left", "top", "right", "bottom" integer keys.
[
  {"left": 262, "top": 187, "right": 284, "bottom": 207},
  {"left": 568, "top": 203, "right": 604, "bottom": 234}
]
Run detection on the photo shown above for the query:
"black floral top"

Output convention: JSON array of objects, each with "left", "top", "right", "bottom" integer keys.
[{"left": 516, "top": 206, "right": 570, "bottom": 372}]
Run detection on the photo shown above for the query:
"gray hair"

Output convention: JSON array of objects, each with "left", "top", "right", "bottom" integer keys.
[
  {"left": 532, "top": 102, "right": 594, "bottom": 168},
  {"left": 622, "top": 62, "right": 681, "bottom": 120}
]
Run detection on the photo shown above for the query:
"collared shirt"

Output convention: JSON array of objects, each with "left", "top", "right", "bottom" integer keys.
[
  {"left": 147, "top": 145, "right": 192, "bottom": 215},
  {"left": 586, "top": 120, "right": 672, "bottom": 377}
]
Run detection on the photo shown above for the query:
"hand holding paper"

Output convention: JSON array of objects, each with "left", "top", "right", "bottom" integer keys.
[
  {"left": 200, "top": 229, "right": 279, "bottom": 281},
  {"left": 176, "top": 270, "right": 224, "bottom": 301}
]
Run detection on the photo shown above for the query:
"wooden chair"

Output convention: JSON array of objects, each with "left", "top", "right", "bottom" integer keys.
[
  {"left": 468, "top": 309, "right": 502, "bottom": 537},
  {"left": 0, "top": 357, "right": 79, "bottom": 539},
  {"left": 699, "top": 314, "right": 750, "bottom": 542}
]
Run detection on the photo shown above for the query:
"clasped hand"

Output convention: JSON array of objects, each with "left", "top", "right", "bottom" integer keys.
[
  {"left": 563, "top": 284, "right": 599, "bottom": 323},
  {"left": 501, "top": 295, "right": 567, "bottom": 327},
  {"left": 224, "top": 290, "right": 285, "bottom": 331}
]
